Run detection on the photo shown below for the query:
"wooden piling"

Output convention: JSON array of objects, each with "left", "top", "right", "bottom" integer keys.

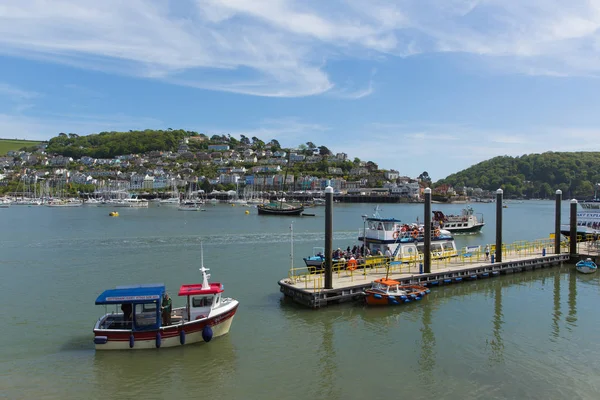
[
  {"left": 569, "top": 199, "right": 577, "bottom": 257},
  {"left": 424, "top": 188, "right": 432, "bottom": 273},
  {"left": 324, "top": 186, "right": 333, "bottom": 289},
  {"left": 495, "top": 189, "right": 503, "bottom": 263},
  {"left": 555, "top": 190, "right": 562, "bottom": 254}
]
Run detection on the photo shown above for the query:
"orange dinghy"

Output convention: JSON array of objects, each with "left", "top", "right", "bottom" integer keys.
[{"left": 363, "top": 278, "right": 430, "bottom": 306}]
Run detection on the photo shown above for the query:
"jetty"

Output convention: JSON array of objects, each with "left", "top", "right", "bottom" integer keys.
[{"left": 278, "top": 188, "right": 600, "bottom": 308}]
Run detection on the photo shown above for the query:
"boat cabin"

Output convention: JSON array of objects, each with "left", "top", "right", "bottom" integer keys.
[
  {"left": 370, "top": 278, "right": 402, "bottom": 293},
  {"left": 94, "top": 284, "right": 165, "bottom": 331},
  {"left": 360, "top": 216, "right": 457, "bottom": 261},
  {"left": 178, "top": 282, "right": 224, "bottom": 321}
]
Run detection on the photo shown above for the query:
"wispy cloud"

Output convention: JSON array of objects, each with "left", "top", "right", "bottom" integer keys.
[
  {"left": 0, "top": 1, "right": 597, "bottom": 97},
  {"left": 0, "top": 83, "right": 40, "bottom": 101}
]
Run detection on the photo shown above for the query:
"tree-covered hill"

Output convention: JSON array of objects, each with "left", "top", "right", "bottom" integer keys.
[
  {"left": 435, "top": 152, "right": 600, "bottom": 199},
  {"left": 46, "top": 129, "right": 195, "bottom": 158}
]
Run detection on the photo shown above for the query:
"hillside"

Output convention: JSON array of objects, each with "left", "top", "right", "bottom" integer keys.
[
  {"left": 0, "top": 139, "right": 42, "bottom": 155},
  {"left": 45, "top": 129, "right": 194, "bottom": 158},
  {"left": 435, "top": 152, "right": 600, "bottom": 199}
]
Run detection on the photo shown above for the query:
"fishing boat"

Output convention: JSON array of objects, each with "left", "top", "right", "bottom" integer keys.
[
  {"left": 359, "top": 209, "right": 458, "bottom": 262},
  {"left": 576, "top": 258, "right": 597, "bottom": 274},
  {"left": 93, "top": 251, "right": 239, "bottom": 350},
  {"left": 363, "top": 278, "right": 430, "bottom": 306},
  {"left": 432, "top": 206, "right": 485, "bottom": 233}
]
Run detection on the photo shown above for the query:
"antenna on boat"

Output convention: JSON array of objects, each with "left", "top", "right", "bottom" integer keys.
[
  {"left": 373, "top": 205, "right": 382, "bottom": 218},
  {"left": 199, "top": 242, "right": 211, "bottom": 289},
  {"left": 290, "top": 221, "right": 294, "bottom": 271}
]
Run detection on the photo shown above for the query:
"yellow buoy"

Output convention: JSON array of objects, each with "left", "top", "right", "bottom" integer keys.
[
  {"left": 231, "top": 204, "right": 235, "bottom": 207},
  {"left": 109, "top": 211, "right": 119, "bottom": 217},
  {"left": 245, "top": 210, "right": 250, "bottom": 215}
]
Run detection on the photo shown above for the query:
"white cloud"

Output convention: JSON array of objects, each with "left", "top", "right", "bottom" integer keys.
[{"left": 1, "top": 1, "right": 598, "bottom": 97}]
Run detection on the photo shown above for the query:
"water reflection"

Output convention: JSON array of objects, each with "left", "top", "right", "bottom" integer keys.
[
  {"left": 418, "top": 305, "right": 436, "bottom": 383},
  {"left": 551, "top": 273, "right": 562, "bottom": 340},
  {"left": 317, "top": 317, "right": 340, "bottom": 400},
  {"left": 566, "top": 270, "right": 577, "bottom": 329},
  {"left": 489, "top": 284, "right": 504, "bottom": 363},
  {"left": 91, "top": 336, "right": 237, "bottom": 398}
]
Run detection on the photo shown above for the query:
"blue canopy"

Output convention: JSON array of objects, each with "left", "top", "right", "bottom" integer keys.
[{"left": 95, "top": 284, "right": 165, "bottom": 305}]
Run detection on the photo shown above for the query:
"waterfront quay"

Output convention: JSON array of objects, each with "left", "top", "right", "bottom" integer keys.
[
  {"left": 279, "top": 240, "right": 600, "bottom": 308},
  {"left": 279, "top": 187, "right": 600, "bottom": 308}
]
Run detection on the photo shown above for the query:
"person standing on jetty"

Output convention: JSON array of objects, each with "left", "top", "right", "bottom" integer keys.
[
  {"left": 161, "top": 293, "right": 172, "bottom": 326},
  {"left": 485, "top": 245, "right": 490, "bottom": 260}
]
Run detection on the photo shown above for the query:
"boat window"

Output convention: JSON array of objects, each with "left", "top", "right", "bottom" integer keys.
[
  {"left": 431, "top": 243, "right": 442, "bottom": 252},
  {"left": 192, "top": 296, "right": 213, "bottom": 307},
  {"left": 416, "top": 244, "right": 424, "bottom": 254},
  {"left": 384, "top": 222, "right": 395, "bottom": 231},
  {"left": 442, "top": 242, "right": 455, "bottom": 251},
  {"left": 134, "top": 303, "right": 157, "bottom": 328}
]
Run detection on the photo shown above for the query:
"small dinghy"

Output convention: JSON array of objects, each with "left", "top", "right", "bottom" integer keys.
[{"left": 576, "top": 258, "right": 597, "bottom": 274}]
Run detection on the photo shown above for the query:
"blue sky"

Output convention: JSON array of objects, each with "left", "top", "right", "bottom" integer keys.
[{"left": 1, "top": 0, "right": 600, "bottom": 180}]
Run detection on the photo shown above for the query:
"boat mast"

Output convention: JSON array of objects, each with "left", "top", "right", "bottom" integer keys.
[
  {"left": 199, "top": 242, "right": 211, "bottom": 289},
  {"left": 290, "top": 222, "right": 294, "bottom": 270}
]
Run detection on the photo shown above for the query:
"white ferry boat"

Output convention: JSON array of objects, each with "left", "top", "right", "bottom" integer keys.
[
  {"left": 359, "top": 213, "right": 458, "bottom": 262},
  {"left": 560, "top": 196, "right": 600, "bottom": 238},
  {"left": 432, "top": 206, "right": 485, "bottom": 233}
]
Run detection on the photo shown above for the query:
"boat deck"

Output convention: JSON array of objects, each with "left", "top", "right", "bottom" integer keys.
[{"left": 279, "top": 239, "right": 600, "bottom": 308}]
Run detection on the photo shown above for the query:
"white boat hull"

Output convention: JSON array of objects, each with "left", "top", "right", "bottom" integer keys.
[
  {"left": 576, "top": 266, "right": 596, "bottom": 274},
  {"left": 94, "top": 314, "right": 235, "bottom": 350}
]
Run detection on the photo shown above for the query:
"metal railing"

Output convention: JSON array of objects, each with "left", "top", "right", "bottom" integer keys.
[{"left": 285, "top": 236, "right": 600, "bottom": 292}]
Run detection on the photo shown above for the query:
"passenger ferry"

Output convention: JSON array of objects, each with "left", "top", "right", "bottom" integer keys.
[
  {"left": 561, "top": 199, "right": 600, "bottom": 238},
  {"left": 359, "top": 212, "right": 458, "bottom": 262},
  {"left": 432, "top": 206, "right": 485, "bottom": 233}
]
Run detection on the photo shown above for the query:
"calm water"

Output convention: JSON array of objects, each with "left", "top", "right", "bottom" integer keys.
[{"left": 1, "top": 200, "right": 599, "bottom": 399}]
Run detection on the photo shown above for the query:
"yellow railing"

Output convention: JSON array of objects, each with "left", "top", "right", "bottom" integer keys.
[{"left": 285, "top": 237, "right": 593, "bottom": 291}]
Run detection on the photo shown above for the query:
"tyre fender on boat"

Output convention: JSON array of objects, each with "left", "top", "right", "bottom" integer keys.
[
  {"left": 179, "top": 330, "right": 186, "bottom": 345},
  {"left": 202, "top": 325, "right": 213, "bottom": 342},
  {"left": 129, "top": 334, "right": 135, "bottom": 348},
  {"left": 155, "top": 332, "right": 161, "bottom": 348}
]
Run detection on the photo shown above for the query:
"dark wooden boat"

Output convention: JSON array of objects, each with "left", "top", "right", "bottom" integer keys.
[{"left": 257, "top": 202, "right": 304, "bottom": 216}]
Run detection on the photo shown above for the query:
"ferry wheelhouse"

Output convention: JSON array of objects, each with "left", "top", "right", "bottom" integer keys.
[
  {"left": 432, "top": 206, "right": 485, "bottom": 233},
  {"left": 93, "top": 265, "right": 238, "bottom": 350},
  {"left": 359, "top": 215, "right": 458, "bottom": 261}
]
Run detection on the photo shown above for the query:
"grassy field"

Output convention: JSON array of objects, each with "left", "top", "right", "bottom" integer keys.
[{"left": 0, "top": 139, "right": 42, "bottom": 155}]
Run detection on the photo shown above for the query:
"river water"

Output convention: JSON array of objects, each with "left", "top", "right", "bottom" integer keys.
[{"left": 1, "top": 200, "right": 599, "bottom": 399}]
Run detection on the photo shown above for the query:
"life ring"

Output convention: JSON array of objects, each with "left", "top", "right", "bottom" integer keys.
[
  {"left": 411, "top": 229, "right": 419, "bottom": 239},
  {"left": 434, "top": 228, "right": 440, "bottom": 237},
  {"left": 347, "top": 258, "right": 358, "bottom": 271},
  {"left": 392, "top": 231, "right": 400, "bottom": 240}
]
